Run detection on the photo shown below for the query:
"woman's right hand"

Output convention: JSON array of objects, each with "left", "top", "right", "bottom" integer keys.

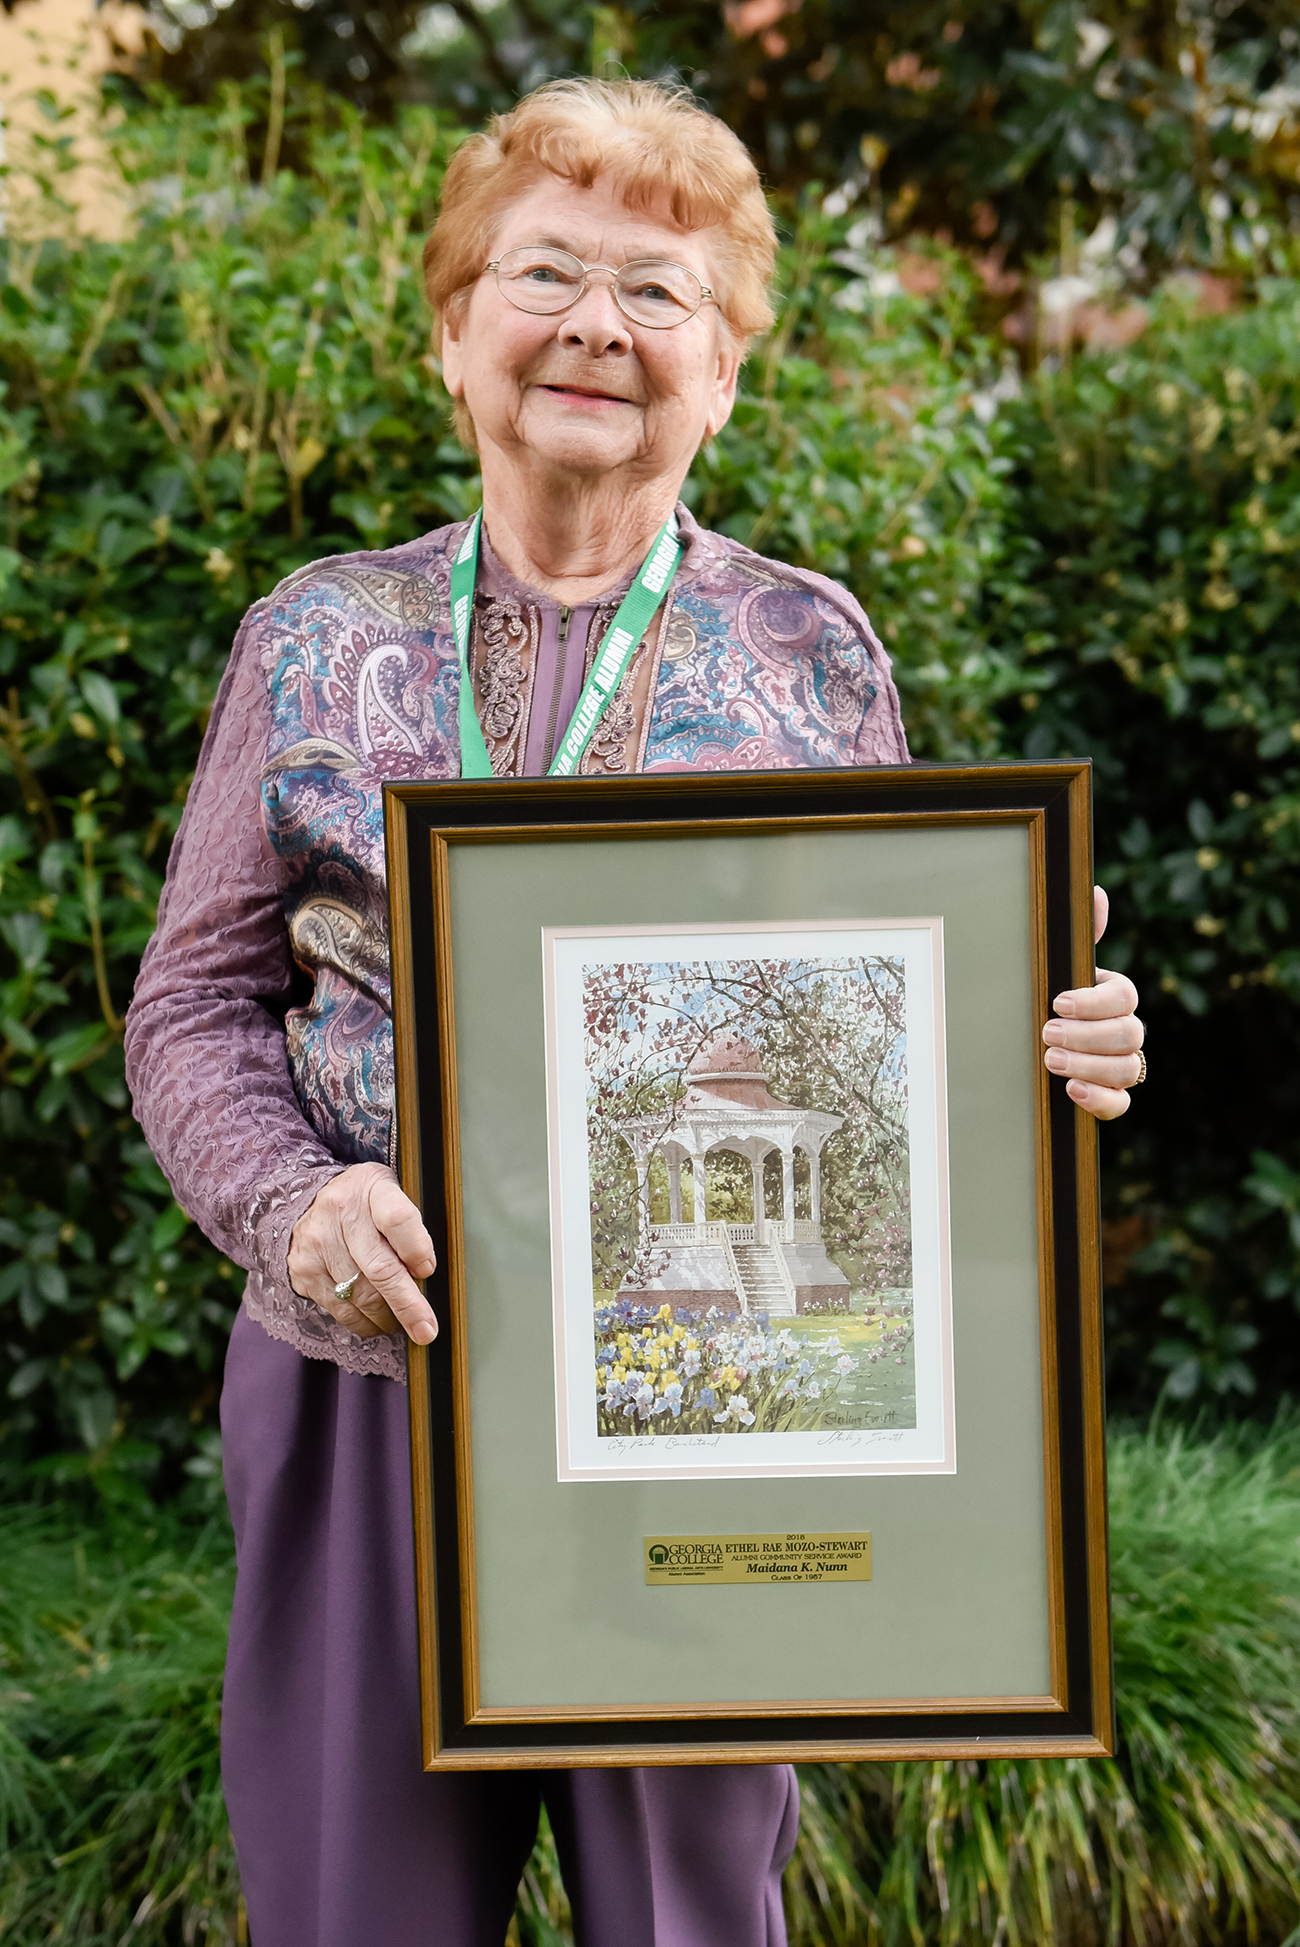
[{"left": 287, "top": 1162, "right": 438, "bottom": 1343}]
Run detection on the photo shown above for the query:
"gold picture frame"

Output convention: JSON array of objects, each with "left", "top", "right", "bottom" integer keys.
[{"left": 385, "top": 762, "right": 1111, "bottom": 1770}]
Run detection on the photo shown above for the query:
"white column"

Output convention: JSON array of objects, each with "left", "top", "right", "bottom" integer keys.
[
  {"left": 781, "top": 1147, "right": 796, "bottom": 1237},
  {"left": 692, "top": 1153, "right": 709, "bottom": 1232},
  {"left": 809, "top": 1144, "right": 822, "bottom": 1226},
  {"left": 668, "top": 1154, "right": 682, "bottom": 1225},
  {"left": 749, "top": 1153, "right": 765, "bottom": 1246}
]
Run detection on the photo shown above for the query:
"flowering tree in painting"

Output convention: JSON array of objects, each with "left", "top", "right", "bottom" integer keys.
[{"left": 583, "top": 955, "right": 912, "bottom": 1302}]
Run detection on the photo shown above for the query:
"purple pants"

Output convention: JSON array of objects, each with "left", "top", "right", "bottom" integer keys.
[{"left": 220, "top": 1308, "right": 800, "bottom": 1946}]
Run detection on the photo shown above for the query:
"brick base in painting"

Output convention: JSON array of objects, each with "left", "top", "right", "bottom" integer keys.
[{"left": 622, "top": 1289, "right": 744, "bottom": 1316}]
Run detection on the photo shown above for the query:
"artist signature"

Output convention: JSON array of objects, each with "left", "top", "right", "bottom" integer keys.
[{"left": 816, "top": 1429, "right": 906, "bottom": 1448}]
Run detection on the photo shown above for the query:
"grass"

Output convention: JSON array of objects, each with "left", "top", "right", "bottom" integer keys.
[
  {"left": 4, "top": 1419, "right": 1300, "bottom": 1943},
  {"left": 0, "top": 1500, "right": 241, "bottom": 1945}
]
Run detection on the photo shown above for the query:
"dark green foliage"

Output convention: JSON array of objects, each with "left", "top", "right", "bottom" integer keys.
[
  {"left": 0, "top": 82, "right": 473, "bottom": 1482},
  {"left": 144, "top": 0, "right": 1300, "bottom": 270},
  {"left": 147, "top": 3, "right": 426, "bottom": 121},
  {"left": 987, "top": 292, "right": 1300, "bottom": 1407},
  {"left": 6, "top": 1422, "right": 1300, "bottom": 1942}
]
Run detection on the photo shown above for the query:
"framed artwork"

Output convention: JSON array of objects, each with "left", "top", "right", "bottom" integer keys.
[
  {"left": 545, "top": 917, "right": 952, "bottom": 1482},
  {"left": 385, "top": 762, "right": 1112, "bottom": 1769}
]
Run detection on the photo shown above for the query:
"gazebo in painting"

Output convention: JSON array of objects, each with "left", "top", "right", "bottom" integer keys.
[{"left": 616, "top": 1030, "right": 851, "bottom": 1317}]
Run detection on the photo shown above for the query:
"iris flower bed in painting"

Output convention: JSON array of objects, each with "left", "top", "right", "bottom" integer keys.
[{"left": 594, "top": 1298, "right": 917, "bottom": 1438}]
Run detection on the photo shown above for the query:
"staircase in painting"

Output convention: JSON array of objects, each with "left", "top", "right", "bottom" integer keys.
[{"left": 731, "top": 1243, "right": 795, "bottom": 1318}]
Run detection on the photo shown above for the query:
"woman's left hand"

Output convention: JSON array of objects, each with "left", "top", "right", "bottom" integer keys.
[{"left": 1041, "top": 888, "right": 1144, "bottom": 1122}]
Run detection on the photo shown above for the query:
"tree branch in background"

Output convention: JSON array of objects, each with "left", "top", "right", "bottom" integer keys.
[
  {"left": 1, "top": 687, "right": 57, "bottom": 843},
  {"left": 443, "top": 0, "right": 516, "bottom": 97},
  {"left": 261, "top": 23, "right": 286, "bottom": 182}
]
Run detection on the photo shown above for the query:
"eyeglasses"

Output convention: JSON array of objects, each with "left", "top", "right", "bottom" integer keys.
[{"left": 485, "top": 246, "right": 715, "bottom": 330}]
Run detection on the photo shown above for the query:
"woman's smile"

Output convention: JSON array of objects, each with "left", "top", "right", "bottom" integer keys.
[{"left": 537, "top": 380, "right": 637, "bottom": 407}]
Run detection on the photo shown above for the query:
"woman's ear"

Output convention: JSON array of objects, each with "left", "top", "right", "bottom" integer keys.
[
  {"left": 441, "top": 309, "right": 465, "bottom": 400},
  {"left": 703, "top": 337, "right": 743, "bottom": 441}
]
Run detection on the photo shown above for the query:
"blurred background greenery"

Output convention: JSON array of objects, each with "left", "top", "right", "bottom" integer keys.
[{"left": 1, "top": 2, "right": 1299, "bottom": 1940}]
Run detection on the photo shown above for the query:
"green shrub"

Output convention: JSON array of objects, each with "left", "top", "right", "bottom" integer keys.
[
  {"left": 148, "top": 0, "right": 1300, "bottom": 283},
  {"left": 986, "top": 290, "right": 1300, "bottom": 1406},
  {"left": 0, "top": 80, "right": 472, "bottom": 1484}
]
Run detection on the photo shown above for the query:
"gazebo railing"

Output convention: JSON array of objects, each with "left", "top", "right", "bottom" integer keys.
[
  {"left": 721, "top": 1229, "right": 748, "bottom": 1316},
  {"left": 642, "top": 1219, "right": 823, "bottom": 1317},
  {"left": 647, "top": 1221, "right": 759, "bottom": 1244},
  {"left": 770, "top": 1243, "right": 799, "bottom": 1314},
  {"left": 646, "top": 1219, "right": 822, "bottom": 1245},
  {"left": 768, "top": 1218, "right": 822, "bottom": 1244},
  {"left": 647, "top": 1221, "right": 730, "bottom": 1244}
]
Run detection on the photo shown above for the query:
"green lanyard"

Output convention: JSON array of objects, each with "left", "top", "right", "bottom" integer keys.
[{"left": 449, "top": 511, "right": 683, "bottom": 779}]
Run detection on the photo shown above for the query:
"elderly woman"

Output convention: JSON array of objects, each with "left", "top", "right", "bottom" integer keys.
[{"left": 124, "top": 76, "right": 1143, "bottom": 1947}]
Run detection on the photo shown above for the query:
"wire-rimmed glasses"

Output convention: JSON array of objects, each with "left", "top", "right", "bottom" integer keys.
[{"left": 485, "top": 246, "right": 714, "bottom": 329}]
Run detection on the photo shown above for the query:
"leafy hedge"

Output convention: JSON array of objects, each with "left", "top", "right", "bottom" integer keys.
[
  {"left": 146, "top": 0, "right": 1300, "bottom": 281},
  {"left": 1, "top": 76, "right": 1299, "bottom": 1484},
  {"left": 988, "top": 301, "right": 1300, "bottom": 1404},
  {"left": 0, "top": 84, "right": 471, "bottom": 1488}
]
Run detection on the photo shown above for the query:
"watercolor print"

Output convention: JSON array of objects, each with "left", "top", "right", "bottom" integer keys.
[{"left": 545, "top": 923, "right": 954, "bottom": 1481}]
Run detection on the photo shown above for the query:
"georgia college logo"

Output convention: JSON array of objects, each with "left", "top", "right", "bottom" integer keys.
[{"left": 646, "top": 1540, "right": 724, "bottom": 1569}]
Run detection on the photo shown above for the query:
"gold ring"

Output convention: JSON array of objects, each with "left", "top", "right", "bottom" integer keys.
[{"left": 1132, "top": 1050, "right": 1147, "bottom": 1086}]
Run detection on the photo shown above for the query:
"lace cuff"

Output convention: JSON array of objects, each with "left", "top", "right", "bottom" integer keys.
[{"left": 240, "top": 1165, "right": 409, "bottom": 1383}]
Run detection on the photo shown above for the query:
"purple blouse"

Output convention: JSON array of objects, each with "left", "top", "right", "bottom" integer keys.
[{"left": 123, "top": 503, "right": 909, "bottom": 1381}]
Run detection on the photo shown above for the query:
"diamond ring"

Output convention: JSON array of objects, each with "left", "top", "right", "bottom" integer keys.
[{"left": 334, "top": 1272, "right": 360, "bottom": 1303}]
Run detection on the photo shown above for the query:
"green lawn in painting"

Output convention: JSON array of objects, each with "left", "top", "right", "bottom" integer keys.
[{"left": 786, "top": 1307, "right": 917, "bottom": 1429}]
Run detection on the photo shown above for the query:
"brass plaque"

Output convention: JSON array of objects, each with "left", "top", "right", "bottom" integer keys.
[{"left": 644, "top": 1532, "right": 872, "bottom": 1586}]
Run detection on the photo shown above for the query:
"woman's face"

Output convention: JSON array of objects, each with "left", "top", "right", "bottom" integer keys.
[{"left": 441, "top": 175, "right": 742, "bottom": 488}]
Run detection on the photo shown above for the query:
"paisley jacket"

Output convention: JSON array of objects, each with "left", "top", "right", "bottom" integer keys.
[{"left": 123, "top": 502, "right": 909, "bottom": 1380}]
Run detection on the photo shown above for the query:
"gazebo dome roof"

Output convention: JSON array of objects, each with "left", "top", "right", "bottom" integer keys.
[
  {"left": 686, "top": 1032, "right": 766, "bottom": 1083},
  {"left": 683, "top": 1031, "right": 790, "bottom": 1111},
  {"left": 618, "top": 1023, "right": 844, "bottom": 1140}
]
